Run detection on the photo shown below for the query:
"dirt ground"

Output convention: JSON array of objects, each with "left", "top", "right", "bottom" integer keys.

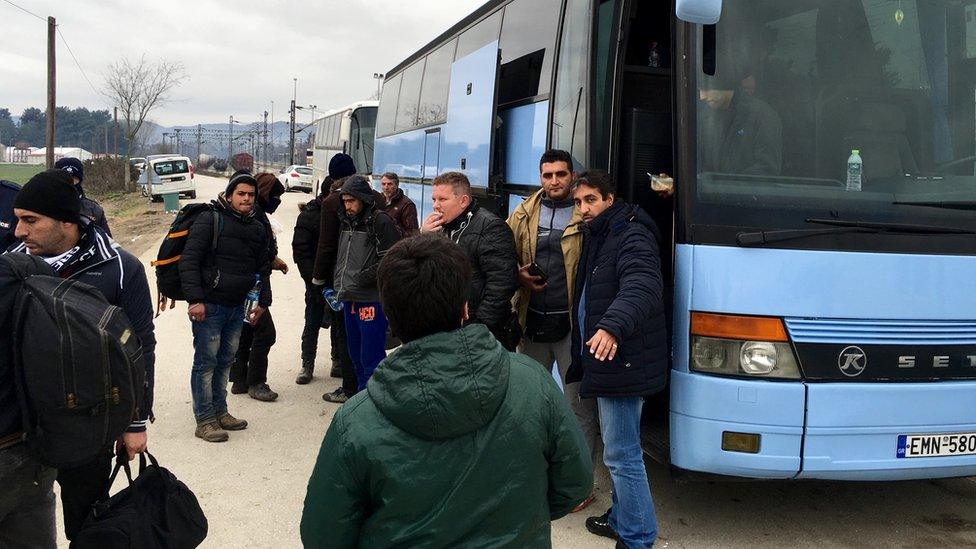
[{"left": 94, "top": 191, "right": 171, "bottom": 257}]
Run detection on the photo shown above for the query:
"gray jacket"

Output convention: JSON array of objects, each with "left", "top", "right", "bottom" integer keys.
[{"left": 334, "top": 205, "right": 401, "bottom": 303}]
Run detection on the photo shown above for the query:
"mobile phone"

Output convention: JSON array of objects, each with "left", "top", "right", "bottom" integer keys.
[{"left": 527, "top": 262, "right": 548, "bottom": 283}]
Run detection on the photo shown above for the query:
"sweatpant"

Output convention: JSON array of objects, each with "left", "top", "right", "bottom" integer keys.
[
  {"left": 231, "top": 308, "right": 276, "bottom": 388},
  {"left": 331, "top": 310, "right": 359, "bottom": 396},
  {"left": 301, "top": 281, "right": 326, "bottom": 362},
  {"left": 343, "top": 301, "right": 388, "bottom": 391},
  {"left": 0, "top": 443, "right": 57, "bottom": 548},
  {"left": 57, "top": 451, "right": 112, "bottom": 540}
]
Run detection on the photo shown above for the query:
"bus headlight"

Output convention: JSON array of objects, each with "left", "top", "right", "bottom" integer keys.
[{"left": 690, "top": 336, "right": 801, "bottom": 379}]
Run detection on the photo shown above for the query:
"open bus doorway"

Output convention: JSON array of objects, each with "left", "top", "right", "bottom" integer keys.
[{"left": 606, "top": 0, "right": 677, "bottom": 462}]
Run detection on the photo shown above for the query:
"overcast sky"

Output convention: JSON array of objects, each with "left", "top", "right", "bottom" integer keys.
[{"left": 1, "top": 0, "right": 485, "bottom": 126}]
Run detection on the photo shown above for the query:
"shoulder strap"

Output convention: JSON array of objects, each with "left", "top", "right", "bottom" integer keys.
[{"left": 211, "top": 209, "right": 222, "bottom": 252}]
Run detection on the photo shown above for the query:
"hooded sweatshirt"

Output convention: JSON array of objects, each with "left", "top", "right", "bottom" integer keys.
[
  {"left": 301, "top": 324, "right": 593, "bottom": 548},
  {"left": 332, "top": 176, "right": 401, "bottom": 302}
]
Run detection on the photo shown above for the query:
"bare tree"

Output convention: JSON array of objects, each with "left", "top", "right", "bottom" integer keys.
[{"left": 103, "top": 55, "right": 187, "bottom": 191}]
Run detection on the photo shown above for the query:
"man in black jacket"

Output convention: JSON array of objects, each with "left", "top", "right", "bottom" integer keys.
[
  {"left": 54, "top": 157, "right": 112, "bottom": 235},
  {"left": 292, "top": 185, "right": 327, "bottom": 385},
  {"left": 421, "top": 172, "right": 518, "bottom": 349},
  {"left": 568, "top": 170, "right": 666, "bottom": 548},
  {"left": 333, "top": 176, "right": 401, "bottom": 391},
  {"left": 180, "top": 172, "right": 270, "bottom": 443},
  {"left": 230, "top": 172, "right": 288, "bottom": 403},
  {"left": 6, "top": 169, "right": 157, "bottom": 541}
]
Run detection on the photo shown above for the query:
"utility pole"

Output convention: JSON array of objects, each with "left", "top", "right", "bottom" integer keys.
[
  {"left": 270, "top": 100, "right": 275, "bottom": 165},
  {"left": 45, "top": 16, "right": 56, "bottom": 168},
  {"left": 262, "top": 111, "right": 268, "bottom": 166},
  {"left": 104, "top": 123, "right": 109, "bottom": 155},
  {"left": 288, "top": 100, "right": 296, "bottom": 166},
  {"left": 113, "top": 106, "right": 118, "bottom": 156},
  {"left": 228, "top": 116, "right": 234, "bottom": 161},
  {"left": 196, "top": 124, "right": 202, "bottom": 166}
]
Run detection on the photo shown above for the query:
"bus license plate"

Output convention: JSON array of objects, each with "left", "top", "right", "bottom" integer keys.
[{"left": 897, "top": 433, "right": 976, "bottom": 458}]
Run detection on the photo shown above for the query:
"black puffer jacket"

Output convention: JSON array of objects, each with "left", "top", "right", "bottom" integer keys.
[
  {"left": 78, "top": 184, "right": 111, "bottom": 236},
  {"left": 292, "top": 197, "right": 322, "bottom": 281},
  {"left": 443, "top": 202, "right": 518, "bottom": 331},
  {"left": 180, "top": 195, "right": 271, "bottom": 308},
  {"left": 334, "top": 179, "right": 401, "bottom": 303},
  {"left": 568, "top": 202, "right": 668, "bottom": 398}
]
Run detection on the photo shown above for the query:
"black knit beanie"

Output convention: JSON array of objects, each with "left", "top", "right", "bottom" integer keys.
[
  {"left": 13, "top": 169, "right": 80, "bottom": 223},
  {"left": 226, "top": 170, "right": 258, "bottom": 196}
]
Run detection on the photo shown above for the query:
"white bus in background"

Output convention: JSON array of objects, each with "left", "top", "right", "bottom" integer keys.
[{"left": 310, "top": 100, "right": 378, "bottom": 195}]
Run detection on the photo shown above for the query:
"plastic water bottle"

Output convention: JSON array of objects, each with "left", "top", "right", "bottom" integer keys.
[
  {"left": 244, "top": 274, "right": 260, "bottom": 323},
  {"left": 846, "top": 149, "right": 862, "bottom": 192},
  {"left": 648, "top": 42, "right": 661, "bottom": 68},
  {"left": 322, "top": 288, "right": 343, "bottom": 312}
]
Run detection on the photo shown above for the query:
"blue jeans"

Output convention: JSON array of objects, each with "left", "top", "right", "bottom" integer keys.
[
  {"left": 599, "top": 396, "right": 657, "bottom": 548},
  {"left": 191, "top": 303, "right": 244, "bottom": 423},
  {"left": 343, "top": 301, "right": 388, "bottom": 391}
]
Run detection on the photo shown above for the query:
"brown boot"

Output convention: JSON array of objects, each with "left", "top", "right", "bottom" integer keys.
[
  {"left": 216, "top": 411, "right": 248, "bottom": 431},
  {"left": 195, "top": 421, "right": 229, "bottom": 443}
]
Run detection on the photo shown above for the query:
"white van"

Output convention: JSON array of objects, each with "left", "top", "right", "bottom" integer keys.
[{"left": 138, "top": 155, "right": 195, "bottom": 201}]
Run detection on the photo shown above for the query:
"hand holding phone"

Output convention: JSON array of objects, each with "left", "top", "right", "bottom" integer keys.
[{"left": 526, "top": 262, "right": 548, "bottom": 284}]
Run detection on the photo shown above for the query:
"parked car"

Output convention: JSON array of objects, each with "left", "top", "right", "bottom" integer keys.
[
  {"left": 129, "top": 157, "right": 147, "bottom": 173},
  {"left": 277, "top": 165, "right": 314, "bottom": 193},
  {"left": 137, "top": 155, "right": 196, "bottom": 201}
]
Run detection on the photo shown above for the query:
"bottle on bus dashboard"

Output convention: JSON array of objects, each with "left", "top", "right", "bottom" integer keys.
[
  {"left": 244, "top": 274, "right": 261, "bottom": 323},
  {"left": 846, "top": 149, "right": 862, "bottom": 192}
]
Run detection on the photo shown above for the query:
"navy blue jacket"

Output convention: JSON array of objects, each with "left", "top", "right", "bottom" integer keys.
[
  {"left": 7, "top": 226, "right": 157, "bottom": 431},
  {"left": 567, "top": 202, "right": 668, "bottom": 398}
]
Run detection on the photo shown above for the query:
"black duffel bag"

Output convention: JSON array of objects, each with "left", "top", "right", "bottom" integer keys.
[{"left": 71, "top": 451, "right": 208, "bottom": 549}]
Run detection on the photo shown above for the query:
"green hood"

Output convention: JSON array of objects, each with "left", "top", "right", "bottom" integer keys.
[{"left": 368, "top": 324, "right": 510, "bottom": 441}]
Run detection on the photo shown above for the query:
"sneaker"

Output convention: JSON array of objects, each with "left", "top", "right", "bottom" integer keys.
[
  {"left": 585, "top": 508, "right": 619, "bottom": 541},
  {"left": 330, "top": 362, "right": 342, "bottom": 378},
  {"left": 296, "top": 361, "right": 314, "bottom": 385},
  {"left": 216, "top": 411, "right": 248, "bottom": 431},
  {"left": 322, "top": 387, "right": 348, "bottom": 403},
  {"left": 571, "top": 492, "right": 596, "bottom": 513},
  {"left": 230, "top": 381, "right": 247, "bottom": 395},
  {"left": 248, "top": 383, "right": 279, "bottom": 402},
  {"left": 195, "top": 421, "right": 228, "bottom": 443}
]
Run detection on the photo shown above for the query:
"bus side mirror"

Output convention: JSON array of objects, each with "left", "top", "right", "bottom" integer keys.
[{"left": 675, "top": 0, "right": 722, "bottom": 24}]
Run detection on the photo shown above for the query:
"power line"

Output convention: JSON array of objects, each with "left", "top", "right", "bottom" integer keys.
[
  {"left": 56, "top": 27, "right": 100, "bottom": 97},
  {"left": 0, "top": 0, "right": 45, "bottom": 21}
]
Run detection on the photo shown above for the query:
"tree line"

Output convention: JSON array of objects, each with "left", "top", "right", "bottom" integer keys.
[{"left": 0, "top": 106, "right": 127, "bottom": 154}]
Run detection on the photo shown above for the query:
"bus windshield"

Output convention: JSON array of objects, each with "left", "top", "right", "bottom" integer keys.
[
  {"left": 350, "top": 106, "right": 377, "bottom": 174},
  {"left": 691, "top": 0, "right": 976, "bottom": 254}
]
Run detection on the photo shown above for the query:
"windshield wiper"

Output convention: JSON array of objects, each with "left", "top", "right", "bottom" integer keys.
[
  {"left": 892, "top": 200, "right": 976, "bottom": 211},
  {"left": 805, "top": 218, "right": 976, "bottom": 233},
  {"left": 736, "top": 218, "right": 975, "bottom": 246}
]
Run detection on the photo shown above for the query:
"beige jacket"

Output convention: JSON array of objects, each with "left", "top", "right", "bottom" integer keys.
[{"left": 506, "top": 189, "right": 582, "bottom": 329}]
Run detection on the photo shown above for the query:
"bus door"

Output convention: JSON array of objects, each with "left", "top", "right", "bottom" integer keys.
[
  {"left": 440, "top": 40, "right": 501, "bottom": 191},
  {"left": 419, "top": 129, "right": 441, "bottom": 221}
]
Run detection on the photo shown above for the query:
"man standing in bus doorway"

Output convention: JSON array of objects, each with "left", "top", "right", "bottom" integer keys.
[
  {"left": 507, "top": 149, "right": 598, "bottom": 512},
  {"left": 379, "top": 172, "right": 419, "bottom": 236},
  {"left": 420, "top": 172, "right": 519, "bottom": 350},
  {"left": 570, "top": 170, "right": 667, "bottom": 548}
]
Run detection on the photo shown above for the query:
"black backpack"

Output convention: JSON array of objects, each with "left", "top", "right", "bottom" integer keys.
[
  {"left": 2, "top": 253, "right": 144, "bottom": 469},
  {"left": 71, "top": 451, "right": 208, "bottom": 549},
  {"left": 0, "top": 180, "right": 20, "bottom": 249},
  {"left": 152, "top": 203, "right": 221, "bottom": 309}
]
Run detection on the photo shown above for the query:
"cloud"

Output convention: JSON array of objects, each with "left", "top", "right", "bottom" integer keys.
[{"left": 0, "top": 0, "right": 485, "bottom": 125}]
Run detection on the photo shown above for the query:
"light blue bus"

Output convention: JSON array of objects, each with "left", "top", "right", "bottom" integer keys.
[{"left": 373, "top": 0, "right": 976, "bottom": 480}]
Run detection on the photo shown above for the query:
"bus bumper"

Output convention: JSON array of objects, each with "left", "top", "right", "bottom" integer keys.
[
  {"left": 798, "top": 382, "right": 976, "bottom": 480},
  {"left": 670, "top": 370, "right": 804, "bottom": 479},
  {"left": 669, "top": 372, "right": 976, "bottom": 480}
]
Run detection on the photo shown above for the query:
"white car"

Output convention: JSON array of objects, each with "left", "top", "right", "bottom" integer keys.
[
  {"left": 138, "top": 155, "right": 196, "bottom": 201},
  {"left": 278, "top": 165, "right": 314, "bottom": 193}
]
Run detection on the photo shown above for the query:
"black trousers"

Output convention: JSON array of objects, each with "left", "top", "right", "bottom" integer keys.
[
  {"left": 331, "top": 310, "right": 359, "bottom": 396},
  {"left": 57, "top": 451, "right": 112, "bottom": 540},
  {"left": 301, "top": 281, "right": 326, "bottom": 362},
  {"left": 231, "top": 309, "right": 276, "bottom": 387}
]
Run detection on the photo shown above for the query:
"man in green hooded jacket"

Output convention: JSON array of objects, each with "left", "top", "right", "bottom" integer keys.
[{"left": 301, "top": 233, "right": 593, "bottom": 548}]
